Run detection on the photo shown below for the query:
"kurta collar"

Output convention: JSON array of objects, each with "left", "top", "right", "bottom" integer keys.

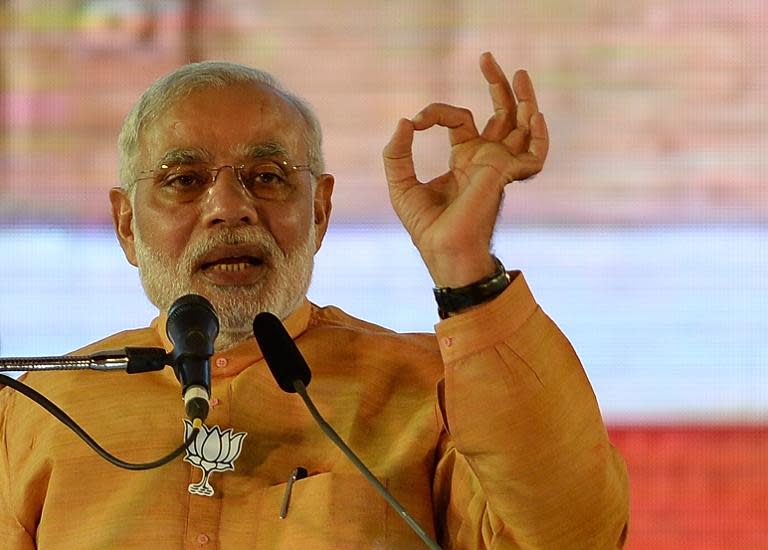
[{"left": 150, "top": 298, "right": 313, "bottom": 378}]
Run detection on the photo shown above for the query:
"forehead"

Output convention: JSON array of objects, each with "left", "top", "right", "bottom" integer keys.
[{"left": 140, "top": 82, "right": 308, "bottom": 163}]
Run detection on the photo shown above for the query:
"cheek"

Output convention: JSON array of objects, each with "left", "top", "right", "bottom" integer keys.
[
  {"left": 263, "top": 201, "right": 314, "bottom": 252},
  {"left": 135, "top": 202, "right": 196, "bottom": 259}
]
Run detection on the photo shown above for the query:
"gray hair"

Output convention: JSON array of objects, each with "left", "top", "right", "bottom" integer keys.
[{"left": 117, "top": 61, "right": 325, "bottom": 193}]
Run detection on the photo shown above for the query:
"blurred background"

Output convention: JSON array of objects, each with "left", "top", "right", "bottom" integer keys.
[{"left": 0, "top": 1, "right": 766, "bottom": 547}]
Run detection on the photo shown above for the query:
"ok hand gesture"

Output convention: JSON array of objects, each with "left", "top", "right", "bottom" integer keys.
[{"left": 383, "top": 52, "right": 549, "bottom": 288}]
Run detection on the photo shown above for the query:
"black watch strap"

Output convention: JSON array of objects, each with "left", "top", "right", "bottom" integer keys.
[{"left": 433, "top": 256, "right": 511, "bottom": 319}]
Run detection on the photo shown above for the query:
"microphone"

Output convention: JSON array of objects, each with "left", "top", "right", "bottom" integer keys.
[
  {"left": 167, "top": 294, "right": 219, "bottom": 422},
  {"left": 252, "top": 312, "right": 311, "bottom": 393},
  {"left": 252, "top": 312, "right": 442, "bottom": 550}
]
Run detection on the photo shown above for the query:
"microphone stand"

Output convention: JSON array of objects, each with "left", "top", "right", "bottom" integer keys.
[{"left": 0, "top": 347, "right": 169, "bottom": 374}]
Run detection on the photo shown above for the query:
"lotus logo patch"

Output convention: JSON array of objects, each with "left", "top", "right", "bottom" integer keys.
[{"left": 183, "top": 420, "right": 247, "bottom": 497}]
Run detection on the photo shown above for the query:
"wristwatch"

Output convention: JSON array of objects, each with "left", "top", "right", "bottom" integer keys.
[{"left": 433, "top": 256, "right": 512, "bottom": 319}]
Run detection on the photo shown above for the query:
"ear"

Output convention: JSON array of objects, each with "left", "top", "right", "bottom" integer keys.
[
  {"left": 109, "top": 187, "right": 138, "bottom": 267},
  {"left": 312, "top": 173, "right": 334, "bottom": 253}
]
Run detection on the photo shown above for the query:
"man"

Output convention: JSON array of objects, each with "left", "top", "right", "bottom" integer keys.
[{"left": 0, "top": 53, "right": 629, "bottom": 548}]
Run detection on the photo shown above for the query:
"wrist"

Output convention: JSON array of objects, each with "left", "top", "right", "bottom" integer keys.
[
  {"left": 425, "top": 252, "right": 498, "bottom": 289},
  {"left": 433, "top": 256, "right": 512, "bottom": 319}
]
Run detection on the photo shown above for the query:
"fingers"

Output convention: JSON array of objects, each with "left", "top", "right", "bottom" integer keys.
[
  {"left": 478, "top": 51, "right": 543, "bottom": 147},
  {"left": 499, "top": 69, "right": 544, "bottom": 154},
  {"left": 382, "top": 118, "right": 419, "bottom": 194},
  {"left": 501, "top": 112, "right": 549, "bottom": 181},
  {"left": 412, "top": 103, "right": 479, "bottom": 146},
  {"left": 480, "top": 52, "right": 517, "bottom": 140},
  {"left": 385, "top": 55, "right": 549, "bottom": 192}
]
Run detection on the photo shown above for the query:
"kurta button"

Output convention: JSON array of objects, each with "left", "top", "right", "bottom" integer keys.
[
  {"left": 215, "top": 357, "right": 228, "bottom": 368},
  {"left": 210, "top": 397, "right": 220, "bottom": 408},
  {"left": 197, "top": 533, "right": 210, "bottom": 545},
  {"left": 442, "top": 336, "right": 454, "bottom": 347}
]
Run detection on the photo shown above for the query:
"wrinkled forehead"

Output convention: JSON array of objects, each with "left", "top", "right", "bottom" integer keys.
[{"left": 139, "top": 82, "right": 310, "bottom": 165}]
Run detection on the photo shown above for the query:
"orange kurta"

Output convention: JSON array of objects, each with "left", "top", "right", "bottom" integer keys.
[{"left": 0, "top": 274, "right": 629, "bottom": 549}]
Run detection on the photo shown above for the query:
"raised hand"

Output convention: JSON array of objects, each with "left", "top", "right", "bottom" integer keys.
[{"left": 383, "top": 52, "right": 549, "bottom": 288}]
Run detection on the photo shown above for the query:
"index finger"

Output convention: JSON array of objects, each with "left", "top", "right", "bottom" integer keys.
[{"left": 412, "top": 103, "right": 479, "bottom": 146}]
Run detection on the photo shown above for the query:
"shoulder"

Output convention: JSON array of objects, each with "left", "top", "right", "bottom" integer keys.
[
  {"left": 309, "top": 303, "right": 437, "bottom": 350},
  {"left": 304, "top": 303, "right": 444, "bottom": 386}
]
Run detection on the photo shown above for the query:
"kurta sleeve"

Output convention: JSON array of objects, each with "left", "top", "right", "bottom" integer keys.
[
  {"left": 432, "top": 273, "right": 629, "bottom": 549},
  {"left": 0, "top": 388, "right": 37, "bottom": 550}
]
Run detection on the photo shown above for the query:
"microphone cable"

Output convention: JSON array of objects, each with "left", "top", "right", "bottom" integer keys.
[
  {"left": 0, "top": 294, "right": 219, "bottom": 470},
  {"left": 253, "top": 311, "right": 443, "bottom": 550},
  {"left": 0, "top": 373, "right": 200, "bottom": 471},
  {"left": 291, "top": 378, "right": 442, "bottom": 550}
]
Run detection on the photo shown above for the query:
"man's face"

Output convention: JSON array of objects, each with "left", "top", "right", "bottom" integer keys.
[{"left": 110, "top": 83, "right": 333, "bottom": 347}]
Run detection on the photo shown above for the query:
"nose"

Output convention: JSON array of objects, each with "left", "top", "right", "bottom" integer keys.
[{"left": 200, "top": 166, "right": 259, "bottom": 228}]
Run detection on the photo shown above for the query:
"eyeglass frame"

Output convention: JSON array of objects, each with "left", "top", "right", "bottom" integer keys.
[
  {"left": 132, "top": 158, "right": 314, "bottom": 201},
  {"left": 134, "top": 159, "right": 313, "bottom": 183}
]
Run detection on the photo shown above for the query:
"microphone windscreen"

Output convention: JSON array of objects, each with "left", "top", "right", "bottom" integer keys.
[
  {"left": 167, "top": 294, "right": 219, "bottom": 357},
  {"left": 253, "top": 312, "right": 311, "bottom": 393}
]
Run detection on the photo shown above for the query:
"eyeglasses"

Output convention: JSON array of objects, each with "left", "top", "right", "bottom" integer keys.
[{"left": 134, "top": 159, "right": 312, "bottom": 202}]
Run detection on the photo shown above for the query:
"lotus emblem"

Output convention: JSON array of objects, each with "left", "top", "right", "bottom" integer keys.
[{"left": 183, "top": 420, "right": 247, "bottom": 497}]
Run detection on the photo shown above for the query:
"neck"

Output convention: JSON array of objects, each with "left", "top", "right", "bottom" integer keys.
[{"left": 214, "top": 330, "right": 253, "bottom": 353}]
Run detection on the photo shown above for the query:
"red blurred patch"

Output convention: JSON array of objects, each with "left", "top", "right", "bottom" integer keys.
[{"left": 608, "top": 425, "right": 768, "bottom": 549}]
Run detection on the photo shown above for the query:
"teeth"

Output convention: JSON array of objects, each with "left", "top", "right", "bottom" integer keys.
[{"left": 211, "top": 262, "right": 251, "bottom": 272}]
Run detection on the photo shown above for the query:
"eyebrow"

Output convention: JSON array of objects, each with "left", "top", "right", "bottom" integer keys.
[
  {"left": 154, "top": 141, "right": 293, "bottom": 169},
  {"left": 240, "top": 141, "right": 292, "bottom": 161},
  {"left": 157, "top": 147, "right": 212, "bottom": 167}
]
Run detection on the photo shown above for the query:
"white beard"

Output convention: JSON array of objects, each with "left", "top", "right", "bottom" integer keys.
[{"left": 133, "top": 223, "right": 315, "bottom": 351}]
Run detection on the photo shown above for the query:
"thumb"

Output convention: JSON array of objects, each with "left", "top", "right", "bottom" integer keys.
[{"left": 383, "top": 118, "right": 419, "bottom": 196}]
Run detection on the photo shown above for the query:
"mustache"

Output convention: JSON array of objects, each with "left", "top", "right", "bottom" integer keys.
[{"left": 182, "top": 227, "right": 284, "bottom": 270}]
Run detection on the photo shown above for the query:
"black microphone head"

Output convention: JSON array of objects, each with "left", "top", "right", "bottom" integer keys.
[
  {"left": 253, "top": 311, "right": 311, "bottom": 393},
  {"left": 166, "top": 294, "right": 219, "bottom": 420},
  {"left": 166, "top": 294, "right": 220, "bottom": 358}
]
